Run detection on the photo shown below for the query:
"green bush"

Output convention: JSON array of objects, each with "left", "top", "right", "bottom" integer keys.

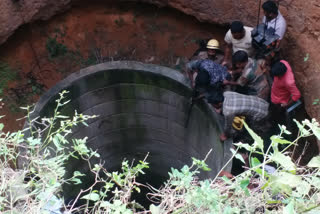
[
  {"left": 0, "top": 61, "right": 17, "bottom": 95},
  {"left": 46, "top": 37, "right": 68, "bottom": 59},
  {"left": 0, "top": 91, "right": 319, "bottom": 213}
]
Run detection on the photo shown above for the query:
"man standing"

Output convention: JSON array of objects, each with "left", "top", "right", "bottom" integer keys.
[
  {"left": 222, "top": 21, "right": 254, "bottom": 66},
  {"left": 271, "top": 60, "right": 300, "bottom": 107},
  {"left": 270, "top": 60, "right": 301, "bottom": 137},
  {"left": 262, "top": 0, "right": 287, "bottom": 47},
  {"left": 224, "top": 51, "right": 270, "bottom": 101},
  {"left": 210, "top": 91, "right": 269, "bottom": 141}
]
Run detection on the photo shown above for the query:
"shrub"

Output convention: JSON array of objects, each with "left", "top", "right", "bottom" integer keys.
[
  {"left": 0, "top": 91, "right": 319, "bottom": 213},
  {"left": 46, "top": 37, "right": 68, "bottom": 59},
  {"left": 0, "top": 61, "right": 17, "bottom": 95}
]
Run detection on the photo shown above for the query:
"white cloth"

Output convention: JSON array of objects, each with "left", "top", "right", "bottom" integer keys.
[
  {"left": 262, "top": 12, "right": 287, "bottom": 40},
  {"left": 224, "top": 26, "right": 254, "bottom": 57}
]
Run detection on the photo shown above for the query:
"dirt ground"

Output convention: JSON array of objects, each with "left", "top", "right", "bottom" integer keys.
[{"left": 0, "top": 2, "right": 226, "bottom": 132}]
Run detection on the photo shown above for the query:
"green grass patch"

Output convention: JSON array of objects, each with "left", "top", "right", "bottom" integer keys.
[
  {"left": 0, "top": 62, "right": 18, "bottom": 95},
  {"left": 46, "top": 37, "right": 68, "bottom": 59}
]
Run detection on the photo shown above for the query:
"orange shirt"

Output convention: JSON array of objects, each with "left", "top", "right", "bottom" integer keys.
[{"left": 271, "top": 60, "right": 301, "bottom": 104}]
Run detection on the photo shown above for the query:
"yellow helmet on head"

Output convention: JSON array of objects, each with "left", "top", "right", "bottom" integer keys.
[{"left": 206, "top": 39, "right": 220, "bottom": 50}]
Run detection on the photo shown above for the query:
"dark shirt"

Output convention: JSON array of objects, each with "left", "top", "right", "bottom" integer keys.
[{"left": 195, "top": 60, "right": 231, "bottom": 91}]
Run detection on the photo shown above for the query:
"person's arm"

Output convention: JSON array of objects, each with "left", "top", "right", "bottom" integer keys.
[
  {"left": 222, "top": 43, "right": 232, "bottom": 66},
  {"left": 220, "top": 113, "right": 234, "bottom": 141},
  {"left": 238, "top": 76, "right": 248, "bottom": 87},
  {"left": 281, "top": 81, "right": 301, "bottom": 107},
  {"left": 222, "top": 31, "right": 233, "bottom": 66},
  {"left": 185, "top": 60, "right": 200, "bottom": 88},
  {"left": 223, "top": 79, "right": 240, "bottom": 86},
  {"left": 275, "top": 15, "right": 287, "bottom": 48}
]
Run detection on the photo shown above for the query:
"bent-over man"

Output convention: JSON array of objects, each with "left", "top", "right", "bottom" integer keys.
[
  {"left": 209, "top": 91, "right": 269, "bottom": 141},
  {"left": 224, "top": 51, "right": 270, "bottom": 101}
]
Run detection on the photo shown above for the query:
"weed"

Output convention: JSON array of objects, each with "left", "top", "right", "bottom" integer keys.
[
  {"left": 46, "top": 36, "right": 68, "bottom": 59},
  {"left": 54, "top": 26, "right": 67, "bottom": 38},
  {"left": 8, "top": 103, "right": 21, "bottom": 113},
  {"left": 83, "top": 53, "right": 98, "bottom": 66},
  {"left": 132, "top": 16, "right": 137, "bottom": 24},
  {"left": 0, "top": 91, "right": 320, "bottom": 213},
  {"left": 0, "top": 61, "right": 18, "bottom": 95},
  {"left": 304, "top": 53, "right": 309, "bottom": 62},
  {"left": 132, "top": 11, "right": 139, "bottom": 24},
  {"left": 114, "top": 17, "right": 125, "bottom": 27},
  {"left": 146, "top": 23, "right": 159, "bottom": 33}
]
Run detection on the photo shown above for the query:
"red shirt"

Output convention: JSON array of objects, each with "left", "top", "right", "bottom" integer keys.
[{"left": 271, "top": 60, "right": 301, "bottom": 104}]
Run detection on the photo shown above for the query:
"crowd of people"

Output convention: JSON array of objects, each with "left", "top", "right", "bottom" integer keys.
[{"left": 185, "top": 0, "right": 301, "bottom": 145}]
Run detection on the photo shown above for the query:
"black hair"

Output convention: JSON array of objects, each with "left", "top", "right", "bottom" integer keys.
[
  {"left": 230, "top": 21, "right": 244, "bottom": 34},
  {"left": 191, "top": 39, "right": 209, "bottom": 58},
  {"left": 207, "top": 90, "right": 224, "bottom": 105},
  {"left": 195, "top": 66, "right": 210, "bottom": 90},
  {"left": 271, "top": 61, "right": 287, "bottom": 76},
  {"left": 262, "top": 0, "right": 278, "bottom": 15},
  {"left": 232, "top": 51, "right": 248, "bottom": 64}
]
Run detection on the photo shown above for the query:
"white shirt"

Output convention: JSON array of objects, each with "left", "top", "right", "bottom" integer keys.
[
  {"left": 224, "top": 26, "right": 254, "bottom": 57},
  {"left": 262, "top": 12, "right": 287, "bottom": 40}
]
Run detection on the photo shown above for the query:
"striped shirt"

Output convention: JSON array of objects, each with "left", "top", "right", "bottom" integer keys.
[{"left": 222, "top": 91, "right": 269, "bottom": 135}]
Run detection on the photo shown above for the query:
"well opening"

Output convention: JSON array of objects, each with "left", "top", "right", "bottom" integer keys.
[{"left": 27, "top": 61, "right": 229, "bottom": 206}]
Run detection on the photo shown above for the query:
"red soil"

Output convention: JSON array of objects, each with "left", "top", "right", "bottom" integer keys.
[{"left": 0, "top": 2, "right": 226, "bottom": 132}]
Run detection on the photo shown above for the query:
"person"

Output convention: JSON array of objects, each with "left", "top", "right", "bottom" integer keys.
[
  {"left": 193, "top": 59, "right": 231, "bottom": 89},
  {"left": 206, "top": 39, "right": 224, "bottom": 64},
  {"left": 270, "top": 60, "right": 301, "bottom": 140},
  {"left": 222, "top": 21, "right": 254, "bottom": 66},
  {"left": 262, "top": 0, "right": 287, "bottom": 48},
  {"left": 210, "top": 91, "right": 269, "bottom": 141},
  {"left": 223, "top": 51, "right": 270, "bottom": 101},
  {"left": 189, "top": 59, "right": 231, "bottom": 104},
  {"left": 271, "top": 60, "right": 301, "bottom": 107},
  {"left": 189, "top": 39, "right": 224, "bottom": 63},
  {"left": 186, "top": 39, "right": 224, "bottom": 73},
  {"left": 186, "top": 39, "right": 225, "bottom": 85}
]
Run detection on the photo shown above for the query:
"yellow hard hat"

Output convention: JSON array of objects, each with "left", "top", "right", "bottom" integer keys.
[
  {"left": 232, "top": 116, "right": 246, "bottom": 131},
  {"left": 206, "top": 39, "right": 220, "bottom": 50}
]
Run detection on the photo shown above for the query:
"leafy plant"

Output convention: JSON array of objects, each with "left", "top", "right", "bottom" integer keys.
[
  {"left": 313, "top": 98, "right": 320, "bottom": 105},
  {"left": 0, "top": 61, "right": 18, "bottom": 95},
  {"left": 0, "top": 91, "right": 320, "bottom": 213},
  {"left": 46, "top": 36, "right": 68, "bottom": 59},
  {"left": 114, "top": 17, "right": 125, "bottom": 27}
]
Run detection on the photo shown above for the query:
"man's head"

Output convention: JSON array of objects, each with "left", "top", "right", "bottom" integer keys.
[
  {"left": 271, "top": 61, "right": 287, "bottom": 77},
  {"left": 206, "top": 39, "right": 220, "bottom": 59},
  {"left": 232, "top": 50, "right": 249, "bottom": 71},
  {"left": 230, "top": 21, "right": 245, "bottom": 40},
  {"left": 208, "top": 90, "right": 224, "bottom": 109},
  {"left": 262, "top": 0, "right": 278, "bottom": 21}
]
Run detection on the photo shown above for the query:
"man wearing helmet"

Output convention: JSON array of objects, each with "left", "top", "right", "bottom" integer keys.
[
  {"left": 206, "top": 39, "right": 224, "bottom": 64},
  {"left": 186, "top": 39, "right": 225, "bottom": 87}
]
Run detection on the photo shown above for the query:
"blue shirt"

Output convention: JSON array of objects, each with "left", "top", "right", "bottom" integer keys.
[{"left": 198, "top": 59, "right": 230, "bottom": 86}]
